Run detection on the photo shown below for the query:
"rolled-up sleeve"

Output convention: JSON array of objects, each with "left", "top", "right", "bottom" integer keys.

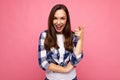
[
  {"left": 38, "top": 31, "right": 50, "bottom": 71},
  {"left": 69, "top": 34, "right": 84, "bottom": 66},
  {"left": 70, "top": 52, "right": 83, "bottom": 66}
]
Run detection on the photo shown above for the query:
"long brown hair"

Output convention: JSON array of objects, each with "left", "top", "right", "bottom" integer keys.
[{"left": 44, "top": 4, "right": 73, "bottom": 51}]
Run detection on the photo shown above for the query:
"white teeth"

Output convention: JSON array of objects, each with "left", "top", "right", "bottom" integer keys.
[
  {"left": 56, "top": 25, "right": 62, "bottom": 27},
  {"left": 56, "top": 25, "right": 62, "bottom": 30},
  {"left": 57, "top": 26, "right": 61, "bottom": 28}
]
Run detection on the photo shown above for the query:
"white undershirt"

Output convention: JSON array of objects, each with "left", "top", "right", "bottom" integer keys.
[
  {"left": 46, "top": 34, "right": 76, "bottom": 80},
  {"left": 57, "top": 34, "right": 65, "bottom": 63}
]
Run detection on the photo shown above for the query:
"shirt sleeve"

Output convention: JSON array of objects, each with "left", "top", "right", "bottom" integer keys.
[
  {"left": 38, "top": 31, "right": 50, "bottom": 71},
  {"left": 69, "top": 34, "right": 84, "bottom": 66},
  {"left": 70, "top": 51, "right": 83, "bottom": 66}
]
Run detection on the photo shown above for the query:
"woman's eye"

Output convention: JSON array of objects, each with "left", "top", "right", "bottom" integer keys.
[
  {"left": 61, "top": 17, "right": 65, "bottom": 20},
  {"left": 53, "top": 17, "right": 57, "bottom": 20}
]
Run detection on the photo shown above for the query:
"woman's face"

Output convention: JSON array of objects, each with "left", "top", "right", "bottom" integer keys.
[{"left": 53, "top": 9, "right": 67, "bottom": 34}]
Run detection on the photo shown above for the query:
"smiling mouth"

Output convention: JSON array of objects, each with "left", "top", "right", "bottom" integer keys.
[{"left": 56, "top": 25, "right": 63, "bottom": 30}]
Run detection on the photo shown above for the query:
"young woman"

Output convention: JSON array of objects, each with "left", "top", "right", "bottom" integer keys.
[{"left": 38, "top": 4, "right": 84, "bottom": 80}]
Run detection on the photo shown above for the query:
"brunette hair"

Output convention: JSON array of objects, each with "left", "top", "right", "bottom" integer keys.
[{"left": 44, "top": 4, "right": 73, "bottom": 51}]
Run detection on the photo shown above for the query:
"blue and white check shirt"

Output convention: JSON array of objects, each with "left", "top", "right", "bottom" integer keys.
[{"left": 38, "top": 30, "right": 83, "bottom": 71}]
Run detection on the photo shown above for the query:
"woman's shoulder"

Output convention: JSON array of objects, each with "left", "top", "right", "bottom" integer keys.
[
  {"left": 40, "top": 30, "right": 48, "bottom": 35},
  {"left": 39, "top": 30, "right": 48, "bottom": 39},
  {"left": 41, "top": 30, "right": 48, "bottom": 33}
]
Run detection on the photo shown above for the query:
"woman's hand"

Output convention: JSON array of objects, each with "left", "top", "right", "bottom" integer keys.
[
  {"left": 48, "top": 62, "right": 74, "bottom": 73},
  {"left": 64, "top": 62, "right": 74, "bottom": 72},
  {"left": 74, "top": 26, "right": 84, "bottom": 40},
  {"left": 74, "top": 25, "right": 85, "bottom": 56}
]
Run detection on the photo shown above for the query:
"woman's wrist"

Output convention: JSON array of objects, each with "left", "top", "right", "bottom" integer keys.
[
  {"left": 77, "top": 38, "right": 83, "bottom": 45},
  {"left": 63, "top": 62, "right": 74, "bottom": 73},
  {"left": 78, "top": 36, "right": 84, "bottom": 41}
]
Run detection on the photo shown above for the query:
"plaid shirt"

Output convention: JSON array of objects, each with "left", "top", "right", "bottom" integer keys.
[{"left": 38, "top": 30, "right": 83, "bottom": 71}]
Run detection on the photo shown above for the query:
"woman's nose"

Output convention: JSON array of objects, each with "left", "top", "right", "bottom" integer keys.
[{"left": 57, "top": 20, "right": 61, "bottom": 24}]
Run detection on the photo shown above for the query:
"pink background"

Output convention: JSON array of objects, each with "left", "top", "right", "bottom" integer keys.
[{"left": 0, "top": 0, "right": 120, "bottom": 80}]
